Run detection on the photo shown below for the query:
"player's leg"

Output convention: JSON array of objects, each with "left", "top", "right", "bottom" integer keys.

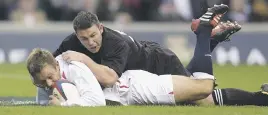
[
  {"left": 123, "top": 4, "right": 229, "bottom": 105},
  {"left": 171, "top": 4, "right": 229, "bottom": 102},
  {"left": 186, "top": 4, "right": 230, "bottom": 75},
  {"left": 171, "top": 24, "right": 215, "bottom": 102},
  {"left": 189, "top": 19, "right": 266, "bottom": 106},
  {"left": 123, "top": 71, "right": 215, "bottom": 105},
  {"left": 191, "top": 1, "right": 237, "bottom": 53},
  {"left": 189, "top": 21, "right": 267, "bottom": 106},
  {"left": 171, "top": 74, "right": 215, "bottom": 102},
  {"left": 196, "top": 84, "right": 268, "bottom": 106},
  {"left": 185, "top": 6, "right": 241, "bottom": 89},
  {"left": 187, "top": 21, "right": 241, "bottom": 74},
  {"left": 149, "top": 21, "right": 242, "bottom": 77}
]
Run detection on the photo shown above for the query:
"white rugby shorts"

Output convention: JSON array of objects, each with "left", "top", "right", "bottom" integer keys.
[{"left": 109, "top": 70, "right": 176, "bottom": 105}]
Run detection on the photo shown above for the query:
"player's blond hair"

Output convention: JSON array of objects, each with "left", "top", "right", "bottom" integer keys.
[{"left": 26, "top": 48, "right": 56, "bottom": 87}]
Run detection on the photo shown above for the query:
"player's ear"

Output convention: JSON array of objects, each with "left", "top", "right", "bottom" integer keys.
[
  {"left": 56, "top": 61, "right": 59, "bottom": 68},
  {"left": 75, "top": 33, "right": 79, "bottom": 38},
  {"left": 98, "top": 23, "right": 104, "bottom": 34}
]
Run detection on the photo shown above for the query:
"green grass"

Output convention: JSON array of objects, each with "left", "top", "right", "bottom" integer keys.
[
  {"left": 0, "top": 63, "right": 35, "bottom": 96},
  {"left": 213, "top": 64, "right": 268, "bottom": 91},
  {"left": 0, "top": 63, "right": 268, "bottom": 115},
  {"left": 0, "top": 106, "right": 268, "bottom": 115}
]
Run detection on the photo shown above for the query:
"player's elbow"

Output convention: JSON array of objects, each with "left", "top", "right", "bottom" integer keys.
[
  {"left": 97, "top": 98, "right": 106, "bottom": 106},
  {"left": 102, "top": 74, "right": 118, "bottom": 87},
  {"left": 74, "top": 98, "right": 106, "bottom": 107},
  {"left": 89, "top": 95, "right": 106, "bottom": 107},
  {"left": 85, "top": 99, "right": 106, "bottom": 107},
  {"left": 101, "top": 67, "right": 118, "bottom": 87},
  {"left": 78, "top": 94, "right": 106, "bottom": 107}
]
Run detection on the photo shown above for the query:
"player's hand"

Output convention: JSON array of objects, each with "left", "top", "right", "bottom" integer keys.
[
  {"left": 49, "top": 95, "right": 61, "bottom": 106},
  {"left": 62, "top": 50, "right": 87, "bottom": 63}
]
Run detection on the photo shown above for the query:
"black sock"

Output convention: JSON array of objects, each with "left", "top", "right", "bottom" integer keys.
[
  {"left": 212, "top": 88, "right": 268, "bottom": 106},
  {"left": 210, "top": 40, "right": 219, "bottom": 52},
  {"left": 186, "top": 26, "right": 213, "bottom": 75}
]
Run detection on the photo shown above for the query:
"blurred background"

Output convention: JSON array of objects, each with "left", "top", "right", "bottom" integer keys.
[
  {"left": 1, "top": 0, "right": 268, "bottom": 22},
  {"left": 0, "top": 0, "right": 267, "bottom": 98},
  {"left": 0, "top": 0, "right": 267, "bottom": 65},
  {"left": 0, "top": 0, "right": 268, "bottom": 23}
]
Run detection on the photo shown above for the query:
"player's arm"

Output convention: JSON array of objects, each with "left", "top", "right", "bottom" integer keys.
[
  {"left": 36, "top": 87, "right": 51, "bottom": 105},
  {"left": 85, "top": 42, "right": 129, "bottom": 87},
  {"left": 84, "top": 42, "right": 129, "bottom": 87},
  {"left": 63, "top": 42, "right": 130, "bottom": 87},
  {"left": 78, "top": 57, "right": 118, "bottom": 88},
  {"left": 60, "top": 61, "right": 106, "bottom": 106}
]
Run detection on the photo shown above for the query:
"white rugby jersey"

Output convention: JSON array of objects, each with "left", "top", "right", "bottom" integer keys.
[{"left": 36, "top": 55, "right": 106, "bottom": 106}]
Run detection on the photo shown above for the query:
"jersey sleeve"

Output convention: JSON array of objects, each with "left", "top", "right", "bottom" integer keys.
[
  {"left": 101, "top": 42, "right": 130, "bottom": 77},
  {"left": 60, "top": 61, "right": 106, "bottom": 107}
]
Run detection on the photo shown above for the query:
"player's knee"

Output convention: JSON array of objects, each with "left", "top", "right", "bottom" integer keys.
[
  {"left": 199, "top": 83, "right": 214, "bottom": 98},
  {"left": 190, "top": 80, "right": 214, "bottom": 99},
  {"left": 203, "top": 87, "right": 213, "bottom": 97}
]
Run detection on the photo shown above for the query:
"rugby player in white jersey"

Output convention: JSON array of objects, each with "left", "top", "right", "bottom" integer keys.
[
  {"left": 26, "top": 7, "right": 221, "bottom": 105},
  {"left": 26, "top": 46, "right": 215, "bottom": 106},
  {"left": 26, "top": 48, "right": 106, "bottom": 106}
]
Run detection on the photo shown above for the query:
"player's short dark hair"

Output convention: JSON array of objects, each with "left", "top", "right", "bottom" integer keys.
[
  {"left": 73, "top": 11, "right": 100, "bottom": 32},
  {"left": 26, "top": 48, "right": 56, "bottom": 87}
]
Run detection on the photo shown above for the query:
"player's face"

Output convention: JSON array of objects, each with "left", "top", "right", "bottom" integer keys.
[
  {"left": 38, "top": 63, "right": 61, "bottom": 87},
  {"left": 76, "top": 24, "right": 103, "bottom": 53}
]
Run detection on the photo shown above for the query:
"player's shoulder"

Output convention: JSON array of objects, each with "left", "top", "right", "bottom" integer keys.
[
  {"left": 68, "top": 61, "right": 88, "bottom": 73},
  {"left": 67, "top": 61, "right": 95, "bottom": 81},
  {"left": 58, "top": 33, "right": 83, "bottom": 51},
  {"left": 103, "top": 27, "right": 136, "bottom": 48},
  {"left": 62, "top": 61, "right": 83, "bottom": 81},
  {"left": 62, "top": 33, "right": 78, "bottom": 42},
  {"left": 103, "top": 27, "right": 131, "bottom": 42},
  {"left": 55, "top": 55, "right": 69, "bottom": 66},
  {"left": 54, "top": 56, "right": 81, "bottom": 73}
]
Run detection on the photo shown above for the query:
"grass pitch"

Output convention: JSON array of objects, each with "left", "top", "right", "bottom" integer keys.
[
  {"left": 0, "top": 63, "right": 268, "bottom": 115},
  {"left": 1, "top": 106, "right": 268, "bottom": 115}
]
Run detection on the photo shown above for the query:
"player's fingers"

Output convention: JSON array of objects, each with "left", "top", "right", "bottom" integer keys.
[
  {"left": 62, "top": 54, "right": 70, "bottom": 61},
  {"left": 62, "top": 50, "right": 75, "bottom": 56},
  {"left": 48, "top": 100, "right": 56, "bottom": 106},
  {"left": 62, "top": 51, "right": 71, "bottom": 56},
  {"left": 49, "top": 95, "right": 55, "bottom": 100},
  {"left": 66, "top": 57, "right": 72, "bottom": 63},
  {"left": 62, "top": 53, "right": 67, "bottom": 59},
  {"left": 65, "top": 50, "right": 77, "bottom": 55},
  {"left": 63, "top": 51, "right": 74, "bottom": 57}
]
